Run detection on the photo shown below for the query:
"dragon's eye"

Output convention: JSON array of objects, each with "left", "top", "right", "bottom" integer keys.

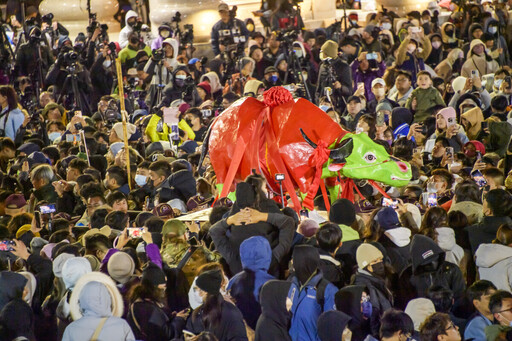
[{"left": 364, "top": 152, "right": 377, "bottom": 163}]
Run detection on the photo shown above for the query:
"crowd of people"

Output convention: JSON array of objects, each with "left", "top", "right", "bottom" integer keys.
[{"left": 1, "top": 0, "right": 512, "bottom": 340}]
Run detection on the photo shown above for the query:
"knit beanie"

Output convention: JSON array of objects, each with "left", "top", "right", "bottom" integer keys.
[
  {"left": 107, "top": 251, "right": 135, "bottom": 284},
  {"left": 405, "top": 298, "right": 436, "bottom": 331},
  {"left": 329, "top": 199, "right": 356, "bottom": 226},
  {"left": 197, "top": 81, "right": 212, "bottom": 97},
  {"left": 62, "top": 257, "right": 92, "bottom": 289},
  {"left": 356, "top": 243, "right": 383, "bottom": 269},
  {"left": 112, "top": 122, "right": 136, "bottom": 140},
  {"left": 84, "top": 254, "right": 101, "bottom": 271},
  {"left": 142, "top": 262, "right": 166, "bottom": 286},
  {"left": 376, "top": 207, "right": 401, "bottom": 230},
  {"left": 161, "top": 219, "right": 187, "bottom": 237},
  {"left": 320, "top": 40, "right": 339, "bottom": 60},
  {"left": 196, "top": 269, "right": 223, "bottom": 295}
]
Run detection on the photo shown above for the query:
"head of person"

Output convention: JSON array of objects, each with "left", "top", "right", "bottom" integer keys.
[
  {"left": 104, "top": 166, "right": 127, "bottom": 191},
  {"left": 380, "top": 309, "right": 415, "bottom": 341},
  {"left": 30, "top": 164, "right": 53, "bottom": 190},
  {"left": 148, "top": 160, "right": 172, "bottom": 188},
  {"left": 471, "top": 41, "right": 485, "bottom": 56},
  {"left": 395, "top": 70, "right": 413, "bottom": 93},
  {"left": 357, "top": 114, "right": 376, "bottom": 139},
  {"left": 453, "top": 181, "right": 480, "bottom": 204},
  {"left": 431, "top": 168, "right": 454, "bottom": 194},
  {"left": 467, "top": 280, "right": 497, "bottom": 318},
  {"left": 184, "top": 108, "right": 203, "bottom": 130},
  {"left": 482, "top": 167, "right": 504, "bottom": 189},
  {"left": 490, "top": 290, "right": 512, "bottom": 326},
  {"left": 0, "top": 138, "right": 15, "bottom": 161},
  {"left": 417, "top": 71, "right": 433, "bottom": 90},
  {"left": 493, "top": 68, "right": 510, "bottom": 92},
  {"left": 316, "top": 222, "right": 342, "bottom": 255},
  {"left": 372, "top": 78, "right": 386, "bottom": 99},
  {"left": 39, "top": 91, "right": 54, "bottom": 108},
  {"left": 84, "top": 233, "right": 112, "bottom": 260},
  {"left": 249, "top": 46, "right": 263, "bottom": 62},
  {"left": 128, "top": 32, "right": 140, "bottom": 49},
  {"left": 0, "top": 86, "right": 18, "bottom": 111},
  {"left": 483, "top": 189, "right": 512, "bottom": 217},
  {"left": 432, "top": 136, "right": 450, "bottom": 158},
  {"left": 292, "top": 245, "right": 320, "bottom": 285},
  {"left": 356, "top": 243, "right": 385, "bottom": 278},
  {"left": 420, "top": 312, "right": 461, "bottom": 341},
  {"left": 66, "top": 158, "right": 88, "bottom": 182},
  {"left": 347, "top": 96, "right": 362, "bottom": 116},
  {"left": 491, "top": 95, "right": 508, "bottom": 114},
  {"left": 218, "top": 2, "right": 230, "bottom": 23},
  {"left": 106, "top": 191, "right": 128, "bottom": 213}
]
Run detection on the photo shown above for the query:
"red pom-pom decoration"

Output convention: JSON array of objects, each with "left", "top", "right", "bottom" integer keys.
[{"left": 263, "top": 86, "right": 294, "bottom": 108}]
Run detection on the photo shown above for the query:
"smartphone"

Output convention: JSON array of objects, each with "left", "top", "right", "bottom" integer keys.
[
  {"left": 283, "top": 84, "right": 295, "bottom": 93},
  {"left": 74, "top": 111, "right": 83, "bottom": 118},
  {"left": 382, "top": 197, "right": 398, "bottom": 209},
  {"left": 34, "top": 210, "right": 41, "bottom": 230},
  {"left": 170, "top": 124, "right": 180, "bottom": 141},
  {"left": 376, "top": 112, "right": 385, "bottom": 126},
  {"left": 366, "top": 52, "right": 377, "bottom": 60},
  {"left": 0, "top": 240, "right": 15, "bottom": 252},
  {"left": 145, "top": 196, "right": 150, "bottom": 208},
  {"left": 472, "top": 170, "right": 487, "bottom": 187},
  {"left": 299, "top": 209, "right": 309, "bottom": 219},
  {"left": 201, "top": 109, "right": 212, "bottom": 118},
  {"left": 163, "top": 107, "right": 179, "bottom": 125},
  {"left": 446, "top": 147, "right": 454, "bottom": 159},
  {"left": 40, "top": 204, "right": 56, "bottom": 214},
  {"left": 357, "top": 82, "right": 365, "bottom": 91},
  {"left": 127, "top": 227, "right": 144, "bottom": 238},
  {"left": 476, "top": 150, "right": 482, "bottom": 160},
  {"left": 481, "top": 121, "right": 488, "bottom": 130},
  {"left": 66, "top": 134, "right": 81, "bottom": 142},
  {"left": 427, "top": 193, "right": 438, "bottom": 207}
]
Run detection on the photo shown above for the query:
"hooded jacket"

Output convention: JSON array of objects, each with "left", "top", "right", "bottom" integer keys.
[
  {"left": 475, "top": 243, "right": 512, "bottom": 292},
  {"left": 317, "top": 311, "right": 352, "bottom": 341},
  {"left": 461, "top": 39, "right": 499, "bottom": 78},
  {"left": 436, "top": 227, "right": 464, "bottom": 266},
  {"left": 289, "top": 246, "right": 337, "bottom": 341},
  {"left": 0, "top": 271, "right": 27, "bottom": 311},
  {"left": 435, "top": 48, "right": 463, "bottom": 81},
  {"left": 167, "top": 169, "right": 197, "bottom": 203},
  {"left": 254, "top": 280, "right": 293, "bottom": 341},
  {"left": 352, "top": 269, "right": 393, "bottom": 322},
  {"left": 448, "top": 200, "right": 483, "bottom": 225},
  {"left": 199, "top": 72, "right": 223, "bottom": 98},
  {"left": 397, "top": 235, "right": 466, "bottom": 309},
  {"left": 461, "top": 107, "right": 485, "bottom": 140},
  {"left": 487, "top": 121, "right": 512, "bottom": 157},
  {"left": 379, "top": 227, "right": 412, "bottom": 274},
  {"left": 227, "top": 236, "right": 275, "bottom": 329},
  {"left": 62, "top": 281, "right": 135, "bottom": 341},
  {"left": 335, "top": 285, "right": 373, "bottom": 341},
  {"left": 440, "top": 22, "right": 459, "bottom": 48},
  {"left": 466, "top": 216, "right": 512, "bottom": 254},
  {"left": 119, "top": 10, "right": 138, "bottom": 48},
  {"left": 160, "top": 66, "right": 202, "bottom": 107}
]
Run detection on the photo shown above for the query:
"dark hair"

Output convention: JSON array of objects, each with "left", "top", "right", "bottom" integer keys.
[
  {"left": 492, "top": 95, "right": 509, "bottom": 112},
  {"left": 485, "top": 189, "right": 512, "bottom": 217},
  {"left": 243, "top": 173, "right": 268, "bottom": 211},
  {"left": 495, "top": 223, "right": 512, "bottom": 245},
  {"left": 434, "top": 135, "right": 450, "bottom": 148},
  {"left": 0, "top": 86, "right": 18, "bottom": 112},
  {"left": 129, "top": 278, "right": 164, "bottom": 304},
  {"left": 419, "top": 312, "right": 453, "bottom": 341},
  {"left": 419, "top": 207, "right": 448, "bottom": 239},
  {"left": 314, "top": 195, "right": 327, "bottom": 211},
  {"left": 209, "top": 206, "right": 231, "bottom": 225},
  {"left": 380, "top": 309, "right": 415, "bottom": 339},
  {"left": 90, "top": 208, "right": 110, "bottom": 230},
  {"left": 393, "top": 137, "right": 415, "bottom": 161},
  {"left": 105, "top": 211, "right": 129, "bottom": 231},
  {"left": 467, "top": 280, "right": 497, "bottom": 302},
  {"left": 447, "top": 210, "right": 468, "bottom": 230},
  {"left": 196, "top": 293, "right": 224, "bottom": 331},
  {"left": 171, "top": 160, "right": 188, "bottom": 173},
  {"left": 80, "top": 182, "right": 105, "bottom": 200},
  {"left": 223, "top": 92, "right": 240, "bottom": 104},
  {"left": 489, "top": 290, "right": 512, "bottom": 314},
  {"left": 106, "top": 191, "right": 127, "bottom": 207},
  {"left": 359, "top": 114, "right": 376, "bottom": 140},
  {"left": 106, "top": 166, "right": 128, "bottom": 187},
  {"left": 51, "top": 218, "right": 70, "bottom": 232},
  {"left": 149, "top": 160, "right": 172, "bottom": 178},
  {"left": 454, "top": 181, "right": 480, "bottom": 203},
  {"left": 482, "top": 167, "right": 504, "bottom": 186},
  {"left": 68, "top": 158, "right": 88, "bottom": 174},
  {"left": 427, "top": 286, "right": 454, "bottom": 313},
  {"left": 417, "top": 70, "right": 432, "bottom": 80},
  {"left": 7, "top": 213, "right": 32, "bottom": 237},
  {"left": 84, "top": 233, "right": 112, "bottom": 255},
  {"left": 49, "top": 229, "right": 73, "bottom": 244},
  {"left": 405, "top": 185, "right": 423, "bottom": 199},
  {"left": 396, "top": 70, "right": 412, "bottom": 82},
  {"left": 432, "top": 168, "right": 454, "bottom": 188},
  {"left": 144, "top": 216, "right": 164, "bottom": 233},
  {"left": 0, "top": 137, "right": 15, "bottom": 152},
  {"left": 316, "top": 223, "right": 343, "bottom": 253}
]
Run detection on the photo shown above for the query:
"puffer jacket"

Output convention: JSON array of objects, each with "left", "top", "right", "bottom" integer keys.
[{"left": 475, "top": 243, "right": 512, "bottom": 291}]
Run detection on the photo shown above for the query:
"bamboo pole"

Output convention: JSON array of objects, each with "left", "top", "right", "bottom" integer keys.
[{"left": 115, "top": 58, "right": 132, "bottom": 190}]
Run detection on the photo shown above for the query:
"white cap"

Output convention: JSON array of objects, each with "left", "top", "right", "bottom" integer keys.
[{"left": 371, "top": 78, "right": 386, "bottom": 88}]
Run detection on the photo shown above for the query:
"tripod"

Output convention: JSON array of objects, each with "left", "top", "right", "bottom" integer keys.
[
  {"left": 58, "top": 64, "right": 85, "bottom": 114},
  {"left": 282, "top": 35, "right": 312, "bottom": 102}
]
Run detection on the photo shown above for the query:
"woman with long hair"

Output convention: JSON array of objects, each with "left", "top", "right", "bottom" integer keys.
[
  {"left": 0, "top": 86, "right": 25, "bottom": 141},
  {"left": 185, "top": 269, "right": 248, "bottom": 341}
]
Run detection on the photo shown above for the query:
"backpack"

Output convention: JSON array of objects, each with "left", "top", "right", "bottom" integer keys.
[{"left": 315, "top": 278, "right": 329, "bottom": 310}]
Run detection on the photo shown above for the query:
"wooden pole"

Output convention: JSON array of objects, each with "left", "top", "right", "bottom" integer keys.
[{"left": 115, "top": 58, "right": 132, "bottom": 190}]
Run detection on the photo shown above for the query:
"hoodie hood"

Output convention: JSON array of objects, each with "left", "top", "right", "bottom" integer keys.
[
  {"left": 435, "top": 227, "right": 457, "bottom": 251},
  {"left": 292, "top": 41, "right": 307, "bottom": 58},
  {"left": 237, "top": 57, "right": 255, "bottom": 77},
  {"left": 199, "top": 72, "right": 222, "bottom": 94},
  {"left": 461, "top": 107, "right": 484, "bottom": 140},
  {"left": 410, "top": 235, "right": 445, "bottom": 273},
  {"left": 441, "top": 22, "right": 457, "bottom": 44},
  {"left": 391, "top": 107, "right": 413, "bottom": 130},
  {"left": 240, "top": 236, "right": 272, "bottom": 272},
  {"left": 125, "top": 10, "right": 138, "bottom": 26},
  {"left": 468, "top": 23, "right": 483, "bottom": 41},
  {"left": 259, "top": 280, "right": 292, "bottom": 330},
  {"left": 0, "top": 271, "right": 28, "bottom": 311},
  {"left": 475, "top": 243, "right": 512, "bottom": 268},
  {"left": 162, "top": 38, "right": 179, "bottom": 66},
  {"left": 292, "top": 245, "right": 320, "bottom": 285},
  {"left": 405, "top": 298, "right": 436, "bottom": 331},
  {"left": 317, "top": 311, "right": 352, "bottom": 341},
  {"left": 468, "top": 39, "right": 485, "bottom": 59},
  {"left": 446, "top": 48, "right": 463, "bottom": 65},
  {"left": 488, "top": 121, "right": 512, "bottom": 157},
  {"left": 384, "top": 227, "right": 411, "bottom": 247},
  {"left": 79, "top": 281, "right": 113, "bottom": 318},
  {"left": 244, "top": 80, "right": 264, "bottom": 97},
  {"left": 436, "top": 107, "right": 456, "bottom": 129},
  {"left": 335, "top": 285, "right": 366, "bottom": 328}
]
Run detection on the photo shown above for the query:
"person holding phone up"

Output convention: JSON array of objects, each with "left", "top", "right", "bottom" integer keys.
[{"left": 395, "top": 26, "right": 432, "bottom": 86}]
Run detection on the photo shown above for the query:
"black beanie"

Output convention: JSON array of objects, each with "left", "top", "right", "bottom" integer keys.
[
  {"left": 329, "top": 199, "right": 356, "bottom": 226},
  {"left": 196, "top": 269, "right": 223, "bottom": 295},
  {"left": 235, "top": 182, "right": 256, "bottom": 209},
  {"left": 142, "top": 262, "right": 166, "bottom": 286}
]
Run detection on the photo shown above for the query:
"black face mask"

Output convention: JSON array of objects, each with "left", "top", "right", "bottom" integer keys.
[
  {"left": 445, "top": 30, "right": 454, "bottom": 37},
  {"left": 185, "top": 118, "right": 193, "bottom": 127},
  {"left": 130, "top": 37, "right": 139, "bottom": 45},
  {"left": 370, "top": 262, "right": 385, "bottom": 278},
  {"left": 422, "top": 260, "right": 440, "bottom": 273}
]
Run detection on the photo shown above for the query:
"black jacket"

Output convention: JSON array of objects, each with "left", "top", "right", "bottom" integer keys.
[
  {"left": 377, "top": 234, "right": 412, "bottom": 275},
  {"left": 397, "top": 235, "right": 466, "bottom": 309},
  {"left": 335, "top": 285, "right": 374, "bottom": 341},
  {"left": 318, "top": 249, "right": 345, "bottom": 288},
  {"left": 168, "top": 169, "right": 197, "bottom": 203},
  {"left": 186, "top": 299, "right": 248, "bottom": 341},
  {"left": 315, "top": 57, "right": 352, "bottom": 109},
  {"left": 465, "top": 216, "right": 512, "bottom": 254},
  {"left": 255, "top": 280, "right": 292, "bottom": 341}
]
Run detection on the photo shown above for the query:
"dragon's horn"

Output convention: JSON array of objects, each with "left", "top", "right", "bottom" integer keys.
[{"left": 300, "top": 128, "right": 317, "bottom": 149}]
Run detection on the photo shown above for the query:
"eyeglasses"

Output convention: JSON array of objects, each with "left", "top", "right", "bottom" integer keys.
[{"left": 499, "top": 307, "right": 512, "bottom": 314}]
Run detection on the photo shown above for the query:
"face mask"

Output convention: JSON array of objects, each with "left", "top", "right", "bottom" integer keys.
[
  {"left": 48, "top": 132, "right": 61, "bottom": 142},
  {"left": 381, "top": 22, "right": 392, "bottom": 31},
  {"left": 361, "top": 297, "right": 373, "bottom": 319},
  {"left": 130, "top": 37, "right": 139, "bottom": 45},
  {"left": 175, "top": 79, "right": 185, "bottom": 87},
  {"left": 432, "top": 41, "right": 442, "bottom": 49},
  {"left": 489, "top": 26, "right": 498, "bottom": 34},
  {"left": 351, "top": 20, "right": 358, "bottom": 26},
  {"left": 135, "top": 174, "right": 147, "bottom": 187},
  {"left": 160, "top": 30, "right": 170, "bottom": 38},
  {"left": 270, "top": 75, "right": 278, "bottom": 83},
  {"left": 319, "top": 105, "right": 331, "bottom": 112},
  {"left": 176, "top": 74, "right": 187, "bottom": 80},
  {"left": 445, "top": 29, "right": 454, "bottom": 37},
  {"left": 103, "top": 60, "right": 112, "bottom": 69},
  {"left": 374, "top": 88, "right": 385, "bottom": 97},
  {"left": 370, "top": 261, "right": 386, "bottom": 278},
  {"left": 294, "top": 49, "right": 303, "bottom": 58},
  {"left": 495, "top": 79, "right": 503, "bottom": 90}
]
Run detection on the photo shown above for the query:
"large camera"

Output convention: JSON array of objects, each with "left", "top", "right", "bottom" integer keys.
[
  {"left": 182, "top": 24, "right": 194, "bottom": 46},
  {"left": 152, "top": 48, "right": 165, "bottom": 62},
  {"left": 172, "top": 12, "right": 182, "bottom": 23},
  {"left": 42, "top": 13, "right": 54, "bottom": 25},
  {"left": 276, "top": 29, "right": 298, "bottom": 44},
  {"left": 104, "top": 99, "right": 120, "bottom": 127}
]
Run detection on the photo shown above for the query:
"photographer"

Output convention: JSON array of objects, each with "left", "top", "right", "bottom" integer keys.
[
  {"left": 119, "top": 32, "right": 152, "bottom": 72},
  {"left": 270, "top": 0, "right": 304, "bottom": 32},
  {"left": 90, "top": 42, "right": 116, "bottom": 109},
  {"left": 315, "top": 40, "right": 352, "bottom": 111},
  {"left": 151, "top": 23, "right": 172, "bottom": 51},
  {"left": 14, "top": 26, "right": 54, "bottom": 82},
  {"left": 211, "top": 2, "right": 249, "bottom": 56},
  {"left": 144, "top": 38, "right": 179, "bottom": 110},
  {"left": 119, "top": 10, "right": 140, "bottom": 49},
  {"left": 160, "top": 66, "right": 201, "bottom": 107},
  {"left": 40, "top": 13, "right": 69, "bottom": 54}
]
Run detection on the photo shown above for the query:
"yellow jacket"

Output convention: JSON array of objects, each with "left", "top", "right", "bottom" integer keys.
[{"left": 145, "top": 114, "right": 195, "bottom": 143}]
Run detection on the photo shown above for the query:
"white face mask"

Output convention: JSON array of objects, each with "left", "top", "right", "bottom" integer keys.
[
  {"left": 374, "top": 88, "right": 386, "bottom": 97},
  {"left": 489, "top": 27, "right": 498, "bottom": 34},
  {"left": 48, "top": 132, "right": 61, "bottom": 142},
  {"left": 294, "top": 49, "right": 303, "bottom": 58},
  {"left": 135, "top": 174, "right": 147, "bottom": 187},
  {"left": 188, "top": 279, "right": 204, "bottom": 309},
  {"left": 381, "top": 22, "right": 392, "bottom": 31},
  {"left": 432, "top": 41, "right": 442, "bottom": 49},
  {"left": 495, "top": 78, "right": 503, "bottom": 90},
  {"left": 103, "top": 60, "right": 112, "bottom": 69}
]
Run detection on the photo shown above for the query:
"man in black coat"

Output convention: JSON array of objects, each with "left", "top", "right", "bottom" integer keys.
[{"left": 316, "top": 223, "right": 345, "bottom": 288}]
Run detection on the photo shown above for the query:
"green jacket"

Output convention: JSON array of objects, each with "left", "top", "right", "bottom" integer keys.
[
  {"left": 406, "top": 86, "right": 445, "bottom": 123},
  {"left": 119, "top": 45, "right": 152, "bottom": 67},
  {"left": 339, "top": 224, "right": 360, "bottom": 242}
]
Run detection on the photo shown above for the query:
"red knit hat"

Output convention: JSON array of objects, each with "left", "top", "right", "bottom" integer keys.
[{"left": 197, "top": 81, "right": 212, "bottom": 97}]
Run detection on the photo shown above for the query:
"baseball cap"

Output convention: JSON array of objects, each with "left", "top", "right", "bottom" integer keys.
[
  {"left": 218, "top": 2, "right": 229, "bottom": 11},
  {"left": 371, "top": 78, "right": 386, "bottom": 88}
]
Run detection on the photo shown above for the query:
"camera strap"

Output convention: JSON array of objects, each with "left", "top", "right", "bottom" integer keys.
[{"left": 0, "top": 108, "right": 11, "bottom": 135}]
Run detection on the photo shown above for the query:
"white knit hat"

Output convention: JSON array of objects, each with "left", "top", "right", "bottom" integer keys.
[
  {"left": 356, "top": 243, "right": 383, "bottom": 269},
  {"left": 405, "top": 298, "right": 436, "bottom": 331}
]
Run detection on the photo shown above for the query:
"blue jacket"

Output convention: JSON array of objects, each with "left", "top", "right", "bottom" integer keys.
[
  {"left": 227, "top": 236, "right": 275, "bottom": 301},
  {"left": 0, "top": 107, "right": 24, "bottom": 141},
  {"left": 464, "top": 312, "right": 491, "bottom": 341},
  {"left": 289, "top": 273, "right": 337, "bottom": 341}
]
